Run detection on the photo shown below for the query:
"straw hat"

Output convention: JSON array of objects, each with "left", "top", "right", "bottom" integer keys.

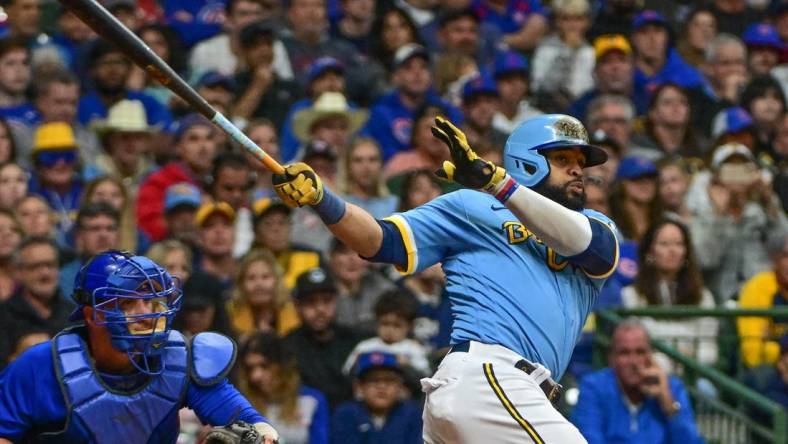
[
  {"left": 292, "top": 92, "right": 368, "bottom": 142},
  {"left": 92, "top": 99, "right": 157, "bottom": 134}
]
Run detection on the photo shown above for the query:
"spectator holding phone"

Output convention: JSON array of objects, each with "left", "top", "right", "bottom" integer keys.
[
  {"left": 571, "top": 320, "right": 704, "bottom": 444},
  {"left": 687, "top": 143, "right": 788, "bottom": 302}
]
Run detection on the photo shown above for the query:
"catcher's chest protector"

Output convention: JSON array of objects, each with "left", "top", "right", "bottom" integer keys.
[{"left": 47, "top": 330, "right": 189, "bottom": 444}]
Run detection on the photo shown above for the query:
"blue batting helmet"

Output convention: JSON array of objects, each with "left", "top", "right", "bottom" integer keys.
[
  {"left": 90, "top": 255, "right": 182, "bottom": 375},
  {"left": 69, "top": 250, "right": 133, "bottom": 321},
  {"left": 503, "top": 114, "right": 608, "bottom": 187}
]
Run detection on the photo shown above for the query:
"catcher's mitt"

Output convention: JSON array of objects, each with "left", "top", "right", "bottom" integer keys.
[{"left": 204, "top": 421, "right": 265, "bottom": 444}]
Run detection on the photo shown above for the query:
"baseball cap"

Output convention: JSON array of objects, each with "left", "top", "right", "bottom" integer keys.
[
  {"left": 633, "top": 10, "right": 668, "bottom": 31},
  {"left": 181, "top": 272, "right": 222, "bottom": 311},
  {"left": 742, "top": 23, "right": 782, "bottom": 49},
  {"left": 293, "top": 267, "right": 337, "bottom": 301},
  {"left": 164, "top": 182, "right": 202, "bottom": 213},
  {"left": 493, "top": 50, "right": 529, "bottom": 78},
  {"left": 252, "top": 196, "right": 291, "bottom": 219},
  {"left": 711, "top": 107, "right": 754, "bottom": 139},
  {"left": 239, "top": 21, "right": 275, "bottom": 49},
  {"left": 173, "top": 113, "right": 213, "bottom": 142},
  {"left": 462, "top": 73, "right": 499, "bottom": 102},
  {"left": 33, "top": 122, "right": 77, "bottom": 153},
  {"left": 194, "top": 201, "right": 236, "bottom": 227},
  {"left": 772, "top": 1, "right": 788, "bottom": 16},
  {"left": 307, "top": 57, "right": 344, "bottom": 84},
  {"left": 589, "top": 129, "right": 623, "bottom": 156},
  {"left": 710, "top": 142, "right": 755, "bottom": 169},
  {"left": 354, "top": 351, "right": 403, "bottom": 379},
  {"left": 437, "top": 7, "right": 478, "bottom": 28},
  {"left": 302, "top": 139, "right": 338, "bottom": 161},
  {"left": 593, "top": 34, "right": 632, "bottom": 61},
  {"left": 196, "top": 71, "right": 236, "bottom": 92},
  {"left": 766, "top": 230, "right": 788, "bottom": 257},
  {"left": 616, "top": 156, "right": 658, "bottom": 180},
  {"left": 392, "top": 43, "right": 430, "bottom": 71}
]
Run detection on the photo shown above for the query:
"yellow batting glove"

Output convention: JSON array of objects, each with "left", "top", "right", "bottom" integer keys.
[
  {"left": 431, "top": 116, "right": 510, "bottom": 195},
  {"left": 272, "top": 163, "right": 324, "bottom": 207}
]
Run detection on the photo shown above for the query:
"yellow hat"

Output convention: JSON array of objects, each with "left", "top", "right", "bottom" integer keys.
[
  {"left": 252, "top": 197, "right": 291, "bottom": 218},
  {"left": 593, "top": 34, "right": 632, "bottom": 61},
  {"left": 194, "top": 201, "right": 236, "bottom": 227},
  {"left": 32, "top": 122, "right": 77, "bottom": 154}
]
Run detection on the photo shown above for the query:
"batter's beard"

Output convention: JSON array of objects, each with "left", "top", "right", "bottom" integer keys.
[{"left": 532, "top": 181, "right": 586, "bottom": 211}]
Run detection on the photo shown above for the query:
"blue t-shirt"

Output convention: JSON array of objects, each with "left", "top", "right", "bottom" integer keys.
[
  {"left": 471, "top": 0, "right": 545, "bottom": 35},
  {"left": 0, "top": 102, "right": 38, "bottom": 127},
  {"left": 363, "top": 91, "right": 463, "bottom": 161},
  {"left": 330, "top": 400, "right": 423, "bottom": 444},
  {"left": 633, "top": 48, "right": 705, "bottom": 112},
  {"left": 0, "top": 340, "right": 264, "bottom": 442},
  {"left": 78, "top": 90, "right": 174, "bottom": 130},
  {"left": 280, "top": 98, "right": 312, "bottom": 163},
  {"left": 385, "top": 190, "right": 619, "bottom": 379},
  {"left": 163, "top": 0, "right": 226, "bottom": 48}
]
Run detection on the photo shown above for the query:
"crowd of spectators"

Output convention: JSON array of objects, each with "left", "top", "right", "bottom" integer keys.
[{"left": 0, "top": 0, "right": 787, "bottom": 442}]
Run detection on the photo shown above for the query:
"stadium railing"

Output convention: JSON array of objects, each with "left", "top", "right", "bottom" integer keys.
[{"left": 593, "top": 308, "right": 788, "bottom": 444}]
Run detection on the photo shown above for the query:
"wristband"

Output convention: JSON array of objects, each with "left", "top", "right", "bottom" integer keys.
[
  {"left": 494, "top": 177, "right": 520, "bottom": 203},
  {"left": 313, "top": 186, "right": 346, "bottom": 225}
]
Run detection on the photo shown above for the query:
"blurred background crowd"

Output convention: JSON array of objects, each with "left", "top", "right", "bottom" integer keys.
[{"left": 0, "top": 0, "right": 787, "bottom": 442}]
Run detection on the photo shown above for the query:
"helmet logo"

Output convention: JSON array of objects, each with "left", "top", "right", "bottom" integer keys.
[{"left": 554, "top": 117, "right": 588, "bottom": 142}]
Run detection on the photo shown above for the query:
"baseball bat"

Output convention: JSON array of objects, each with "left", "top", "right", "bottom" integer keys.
[{"left": 58, "top": 0, "right": 285, "bottom": 175}]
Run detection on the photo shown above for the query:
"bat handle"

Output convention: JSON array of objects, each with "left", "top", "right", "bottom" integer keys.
[{"left": 211, "top": 112, "right": 286, "bottom": 175}]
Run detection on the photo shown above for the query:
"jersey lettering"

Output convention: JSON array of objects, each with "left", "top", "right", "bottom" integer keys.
[{"left": 502, "top": 221, "right": 567, "bottom": 271}]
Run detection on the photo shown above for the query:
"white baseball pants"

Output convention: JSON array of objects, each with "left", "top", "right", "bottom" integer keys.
[{"left": 421, "top": 341, "right": 587, "bottom": 444}]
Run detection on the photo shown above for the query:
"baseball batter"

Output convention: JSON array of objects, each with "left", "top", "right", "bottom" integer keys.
[
  {"left": 272, "top": 114, "right": 619, "bottom": 443},
  {"left": 0, "top": 251, "right": 278, "bottom": 444}
]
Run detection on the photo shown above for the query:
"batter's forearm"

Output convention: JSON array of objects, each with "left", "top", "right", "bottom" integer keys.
[{"left": 327, "top": 202, "right": 383, "bottom": 258}]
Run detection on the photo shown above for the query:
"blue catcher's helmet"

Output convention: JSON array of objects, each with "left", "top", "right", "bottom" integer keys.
[
  {"left": 90, "top": 255, "right": 183, "bottom": 375},
  {"left": 69, "top": 250, "right": 133, "bottom": 321},
  {"left": 503, "top": 114, "right": 608, "bottom": 187}
]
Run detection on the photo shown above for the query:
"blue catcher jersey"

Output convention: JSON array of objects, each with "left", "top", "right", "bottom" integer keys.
[
  {"left": 0, "top": 330, "right": 264, "bottom": 443},
  {"left": 386, "top": 190, "right": 619, "bottom": 380}
]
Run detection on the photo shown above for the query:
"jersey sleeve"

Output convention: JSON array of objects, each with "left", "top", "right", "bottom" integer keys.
[
  {"left": 185, "top": 380, "right": 266, "bottom": 427},
  {"left": 0, "top": 343, "right": 66, "bottom": 440},
  {"left": 383, "top": 192, "right": 468, "bottom": 275},
  {"left": 567, "top": 210, "right": 620, "bottom": 280}
]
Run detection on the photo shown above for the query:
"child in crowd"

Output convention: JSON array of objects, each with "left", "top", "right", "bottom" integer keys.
[
  {"left": 331, "top": 352, "right": 423, "bottom": 444},
  {"left": 342, "top": 289, "right": 431, "bottom": 378}
]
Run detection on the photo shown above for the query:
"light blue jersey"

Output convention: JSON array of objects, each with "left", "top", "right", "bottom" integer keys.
[{"left": 386, "top": 190, "right": 619, "bottom": 380}]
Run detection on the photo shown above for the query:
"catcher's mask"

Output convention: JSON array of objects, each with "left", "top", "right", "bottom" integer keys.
[{"left": 90, "top": 255, "right": 182, "bottom": 375}]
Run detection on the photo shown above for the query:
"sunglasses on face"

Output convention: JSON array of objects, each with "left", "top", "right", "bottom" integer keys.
[{"left": 36, "top": 150, "right": 77, "bottom": 167}]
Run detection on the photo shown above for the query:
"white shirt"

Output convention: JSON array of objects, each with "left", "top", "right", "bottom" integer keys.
[
  {"left": 492, "top": 100, "right": 543, "bottom": 135},
  {"left": 232, "top": 207, "right": 254, "bottom": 259},
  {"left": 189, "top": 33, "right": 294, "bottom": 80},
  {"left": 620, "top": 285, "right": 719, "bottom": 370},
  {"left": 342, "top": 337, "right": 431, "bottom": 376}
]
